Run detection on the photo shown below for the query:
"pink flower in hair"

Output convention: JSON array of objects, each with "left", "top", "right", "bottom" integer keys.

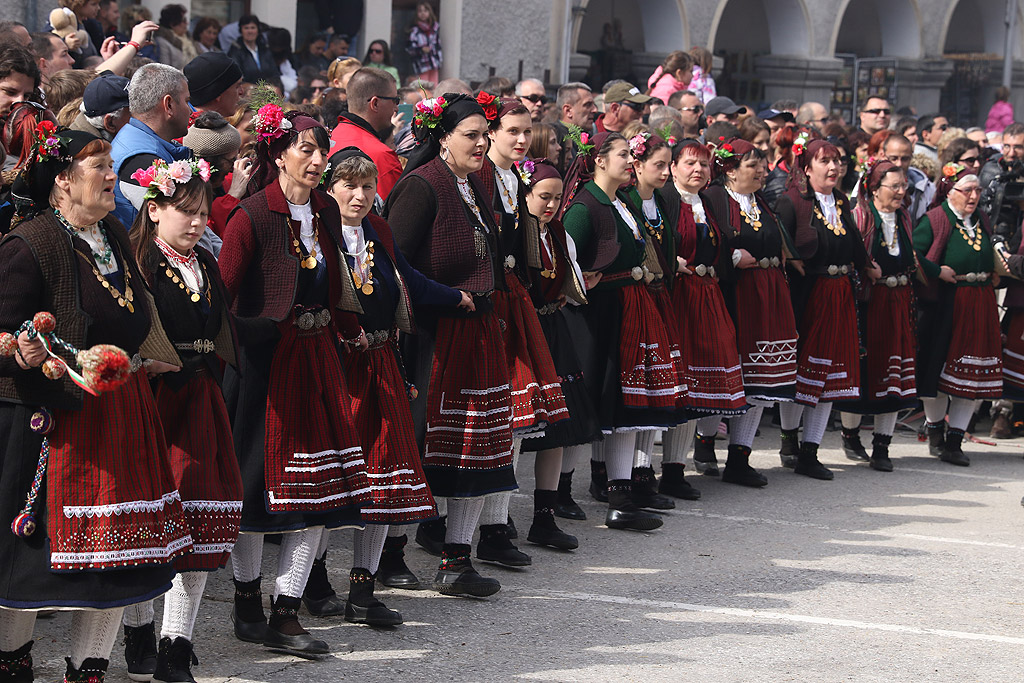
[
  {"left": 196, "top": 158, "right": 212, "bottom": 182},
  {"left": 580, "top": 132, "right": 590, "bottom": 145},
  {"left": 166, "top": 160, "right": 193, "bottom": 183}
]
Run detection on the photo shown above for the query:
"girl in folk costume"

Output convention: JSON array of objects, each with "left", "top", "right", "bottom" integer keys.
[
  {"left": 775, "top": 138, "right": 880, "bottom": 480},
  {"left": 620, "top": 129, "right": 696, "bottom": 504},
  {"left": 310, "top": 148, "right": 471, "bottom": 622},
  {"left": 703, "top": 137, "right": 800, "bottom": 486},
  {"left": 660, "top": 140, "right": 749, "bottom": 486},
  {"left": 472, "top": 94, "right": 568, "bottom": 567},
  {"left": 520, "top": 159, "right": 600, "bottom": 549},
  {"left": 914, "top": 164, "right": 1001, "bottom": 467},
  {"left": 219, "top": 104, "right": 372, "bottom": 656},
  {"left": 384, "top": 93, "right": 515, "bottom": 598},
  {"left": 0, "top": 128, "right": 191, "bottom": 683},
  {"left": 838, "top": 160, "right": 919, "bottom": 472},
  {"left": 123, "top": 159, "right": 244, "bottom": 682},
  {"left": 561, "top": 129, "right": 688, "bottom": 531}
]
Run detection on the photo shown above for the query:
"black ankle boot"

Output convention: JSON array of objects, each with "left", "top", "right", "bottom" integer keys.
[
  {"left": 264, "top": 595, "right": 328, "bottom": 656},
  {"left": 302, "top": 553, "right": 345, "bottom": 616},
  {"left": 658, "top": 462, "right": 701, "bottom": 500},
  {"left": 870, "top": 434, "right": 894, "bottom": 472},
  {"left": 477, "top": 524, "right": 531, "bottom": 567},
  {"left": 779, "top": 428, "right": 799, "bottom": 468},
  {"left": 377, "top": 534, "right": 421, "bottom": 589},
  {"left": 940, "top": 428, "right": 970, "bottom": 466},
  {"left": 794, "top": 442, "right": 834, "bottom": 480},
  {"left": 926, "top": 421, "right": 946, "bottom": 457},
  {"left": 589, "top": 460, "right": 608, "bottom": 502},
  {"left": 231, "top": 577, "right": 268, "bottom": 644},
  {"left": 433, "top": 543, "right": 500, "bottom": 597},
  {"left": 64, "top": 657, "right": 107, "bottom": 683},
  {"left": 153, "top": 636, "right": 198, "bottom": 683},
  {"left": 123, "top": 622, "right": 157, "bottom": 681},
  {"left": 415, "top": 516, "right": 446, "bottom": 556},
  {"left": 555, "top": 471, "right": 586, "bottom": 520},
  {"left": 605, "top": 480, "right": 663, "bottom": 531},
  {"left": 345, "top": 568, "right": 402, "bottom": 626},
  {"left": 722, "top": 444, "right": 768, "bottom": 487},
  {"left": 630, "top": 466, "right": 675, "bottom": 509},
  {"left": 0, "top": 641, "right": 33, "bottom": 683},
  {"left": 527, "top": 490, "right": 578, "bottom": 550},
  {"left": 693, "top": 432, "right": 719, "bottom": 476},
  {"left": 841, "top": 427, "right": 870, "bottom": 461}
]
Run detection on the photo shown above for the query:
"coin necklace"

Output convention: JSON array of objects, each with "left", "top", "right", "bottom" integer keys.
[
  {"left": 155, "top": 238, "right": 208, "bottom": 303},
  {"left": 956, "top": 218, "right": 983, "bottom": 252},
  {"left": 346, "top": 240, "right": 376, "bottom": 295},
  {"left": 75, "top": 246, "right": 135, "bottom": 313},
  {"left": 289, "top": 216, "right": 320, "bottom": 269},
  {"left": 539, "top": 228, "right": 557, "bottom": 280},
  {"left": 814, "top": 201, "right": 846, "bottom": 236}
]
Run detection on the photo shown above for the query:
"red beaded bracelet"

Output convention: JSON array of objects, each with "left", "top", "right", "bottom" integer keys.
[{"left": 126, "top": 40, "right": 141, "bottom": 51}]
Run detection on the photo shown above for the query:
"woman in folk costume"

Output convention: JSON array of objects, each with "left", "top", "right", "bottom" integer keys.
[
  {"left": 775, "top": 137, "right": 880, "bottom": 480},
  {"left": 384, "top": 93, "right": 515, "bottom": 597},
  {"left": 561, "top": 128, "right": 687, "bottom": 531},
  {"left": 520, "top": 158, "right": 600, "bottom": 550},
  {"left": 122, "top": 159, "right": 244, "bottom": 682},
  {"left": 914, "top": 163, "right": 1001, "bottom": 467},
  {"left": 471, "top": 93, "right": 568, "bottom": 567},
  {"left": 703, "top": 137, "right": 800, "bottom": 486},
  {"left": 0, "top": 127, "right": 190, "bottom": 683},
  {"left": 837, "top": 159, "right": 919, "bottom": 472},
  {"left": 218, "top": 102, "right": 372, "bottom": 656}
]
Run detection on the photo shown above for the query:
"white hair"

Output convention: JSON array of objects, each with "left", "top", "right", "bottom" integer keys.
[
  {"left": 515, "top": 78, "right": 544, "bottom": 95},
  {"left": 127, "top": 63, "right": 186, "bottom": 116}
]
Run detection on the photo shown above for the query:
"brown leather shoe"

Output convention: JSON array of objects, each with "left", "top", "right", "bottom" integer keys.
[{"left": 990, "top": 413, "right": 1012, "bottom": 439}]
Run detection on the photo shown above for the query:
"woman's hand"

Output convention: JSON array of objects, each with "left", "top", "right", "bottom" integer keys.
[
  {"left": 129, "top": 20, "right": 159, "bottom": 48},
  {"left": 866, "top": 261, "right": 882, "bottom": 283},
  {"left": 582, "top": 271, "right": 603, "bottom": 289},
  {"left": 348, "top": 330, "right": 369, "bottom": 352},
  {"left": 458, "top": 290, "right": 476, "bottom": 312},
  {"left": 144, "top": 359, "right": 180, "bottom": 378},
  {"left": 734, "top": 248, "right": 757, "bottom": 269},
  {"left": 15, "top": 332, "right": 47, "bottom": 370},
  {"left": 99, "top": 35, "right": 119, "bottom": 60},
  {"left": 676, "top": 256, "right": 692, "bottom": 275},
  {"left": 788, "top": 259, "right": 806, "bottom": 276},
  {"left": 938, "top": 265, "right": 957, "bottom": 284},
  {"left": 228, "top": 157, "right": 253, "bottom": 199},
  {"left": 557, "top": 293, "right": 568, "bottom": 309},
  {"left": 391, "top": 110, "right": 406, "bottom": 131}
]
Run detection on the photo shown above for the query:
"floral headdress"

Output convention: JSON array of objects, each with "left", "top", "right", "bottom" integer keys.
[
  {"left": 628, "top": 132, "right": 651, "bottom": 159},
  {"left": 475, "top": 91, "right": 498, "bottom": 121},
  {"left": 515, "top": 158, "right": 535, "bottom": 186},
  {"left": 942, "top": 161, "right": 965, "bottom": 179},
  {"left": 131, "top": 158, "right": 212, "bottom": 201},
  {"left": 413, "top": 96, "right": 448, "bottom": 130},
  {"left": 32, "top": 121, "right": 71, "bottom": 164},
  {"left": 563, "top": 123, "right": 594, "bottom": 156},
  {"left": 791, "top": 130, "right": 810, "bottom": 158},
  {"left": 655, "top": 123, "right": 677, "bottom": 147},
  {"left": 712, "top": 137, "right": 735, "bottom": 163},
  {"left": 248, "top": 82, "right": 293, "bottom": 143}
]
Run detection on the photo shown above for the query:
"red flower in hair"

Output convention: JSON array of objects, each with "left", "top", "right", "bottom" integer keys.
[
  {"left": 36, "top": 120, "right": 56, "bottom": 135},
  {"left": 476, "top": 91, "right": 498, "bottom": 121},
  {"left": 722, "top": 143, "right": 734, "bottom": 152}
]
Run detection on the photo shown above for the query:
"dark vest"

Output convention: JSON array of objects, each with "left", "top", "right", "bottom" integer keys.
[{"left": 572, "top": 188, "right": 621, "bottom": 272}]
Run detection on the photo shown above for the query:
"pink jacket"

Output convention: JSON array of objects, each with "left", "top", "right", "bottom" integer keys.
[
  {"left": 647, "top": 66, "right": 689, "bottom": 103},
  {"left": 986, "top": 100, "right": 1014, "bottom": 134}
]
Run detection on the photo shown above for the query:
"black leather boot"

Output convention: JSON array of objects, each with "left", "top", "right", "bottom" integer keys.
[
  {"left": 123, "top": 622, "right": 157, "bottom": 681},
  {"left": 153, "top": 636, "right": 198, "bottom": 683},
  {"left": 794, "top": 442, "right": 834, "bottom": 480},
  {"left": 377, "top": 534, "right": 421, "bottom": 590},
  {"left": 264, "top": 595, "right": 328, "bottom": 656},
  {"left": 870, "top": 433, "right": 894, "bottom": 472},
  {"left": 658, "top": 462, "right": 701, "bottom": 500},
  {"left": 64, "top": 657, "right": 107, "bottom": 683},
  {"left": 415, "top": 516, "right": 446, "bottom": 557},
  {"left": 477, "top": 524, "right": 531, "bottom": 567},
  {"left": 589, "top": 460, "right": 608, "bottom": 502},
  {"left": 555, "top": 470, "right": 586, "bottom": 520},
  {"left": 630, "top": 466, "right": 676, "bottom": 509},
  {"left": 605, "top": 480, "right": 663, "bottom": 531},
  {"left": 779, "top": 428, "right": 799, "bottom": 468},
  {"left": 940, "top": 428, "right": 970, "bottom": 466},
  {"left": 301, "top": 553, "right": 345, "bottom": 617},
  {"left": 722, "top": 444, "right": 768, "bottom": 487},
  {"left": 841, "top": 427, "right": 870, "bottom": 461},
  {"left": 926, "top": 421, "right": 946, "bottom": 457},
  {"left": 345, "top": 568, "right": 402, "bottom": 626},
  {"left": 693, "top": 432, "right": 719, "bottom": 476},
  {"left": 0, "top": 641, "right": 33, "bottom": 682},
  {"left": 433, "top": 543, "right": 500, "bottom": 597},
  {"left": 527, "top": 490, "right": 578, "bottom": 550},
  {"left": 231, "top": 577, "right": 268, "bottom": 644}
]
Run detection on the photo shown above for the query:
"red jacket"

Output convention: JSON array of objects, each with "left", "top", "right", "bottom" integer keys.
[{"left": 329, "top": 113, "right": 403, "bottom": 200}]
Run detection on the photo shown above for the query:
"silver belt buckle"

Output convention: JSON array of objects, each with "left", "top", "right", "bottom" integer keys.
[
  {"left": 316, "top": 309, "right": 332, "bottom": 328},
  {"left": 885, "top": 276, "right": 897, "bottom": 288},
  {"left": 898, "top": 275, "right": 908, "bottom": 286},
  {"left": 630, "top": 266, "right": 644, "bottom": 281},
  {"left": 130, "top": 353, "right": 143, "bottom": 373},
  {"left": 297, "top": 312, "right": 315, "bottom": 330},
  {"left": 505, "top": 255, "right": 516, "bottom": 270},
  {"left": 771, "top": 256, "right": 781, "bottom": 267},
  {"left": 695, "top": 264, "right": 708, "bottom": 277},
  {"left": 758, "top": 257, "right": 770, "bottom": 269},
  {"left": 979, "top": 272, "right": 990, "bottom": 282},
  {"left": 966, "top": 272, "right": 978, "bottom": 283},
  {"left": 193, "top": 339, "right": 215, "bottom": 353},
  {"left": 827, "top": 265, "right": 839, "bottom": 276},
  {"left": 710, "top": 265, "right": 717, "bottom": 278}
]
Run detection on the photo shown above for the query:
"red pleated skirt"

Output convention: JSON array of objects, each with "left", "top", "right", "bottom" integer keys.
[
  {"left": 154, "top": 372, "right": 243, "bottom": 571},
  {"left": 343, "top": 341, "right": 437, "bottom": 524},
  {"left": 794, "top": 276, "right": 860, "bottom": 406},
  {"left": 864, "top": 284, "right": 917, "bottom": 403},
  {"left": 619, "top": 282, "right": 688, "bottom": 410},
  {"left": 939, "top": 283, "right": 1003, "bottom": 399},
  {"left": 671, "top": 274, "right": 746, "bottom": 414},
  {"left": 734, "top": 267, "right": 798, "bottom": 400},
  {"left": 49, "top": 371, "right": 192, "bottom": 571},
  {"left": 264, "top": 322, "right": 371, "bottom": 513},
  {"left": 492, "top": 272, "right": 569, "bottom": 435},
  {"left": 648, "top": 281, "right": 684, "bottom": 388}
]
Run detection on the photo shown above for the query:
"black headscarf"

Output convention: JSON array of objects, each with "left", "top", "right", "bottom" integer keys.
[
  {"left": 11, "top": 128, "right": 102, "bottom": 222},
  {"left": 320, "top": 145, "right": 373, "bottom": 189},
  {"left": 402, "top": 93, "right": 486, "bottom": 176}
]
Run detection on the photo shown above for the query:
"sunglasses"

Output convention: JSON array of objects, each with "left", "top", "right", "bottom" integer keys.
[
  {"left": 622, "top": 101, "right": 645, "bottom": 113},
  {"left": 679, "top": 105, "right": 703, "bottom": 113},
  {"left": 521, "top": 93, "right": 548, "bottom": 105},
  {"left": 957, "top": 155, "right": 981, "bottom": 165},
  {"left": 863, "top": 108, "right": 891, "bottom": 115},
  {"left": 369, "top": 48, "right": 383, "bottom": 54}
]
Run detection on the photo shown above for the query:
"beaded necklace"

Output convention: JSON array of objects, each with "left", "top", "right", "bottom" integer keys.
[
  {"left": 456, "top": 176, "right": 486, "bottom": 227},
  {"left": 539, "top": 227, "right": 557, "bottom": 279},
  {"left": 494, "top": 167, "right": 520, "bottom": 232},
  {"left": 639, "top": 196, "right": 665, "bottom": 244}
]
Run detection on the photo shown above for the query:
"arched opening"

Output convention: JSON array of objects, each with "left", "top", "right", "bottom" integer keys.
[{"left": 833, "top": 0, "right": 921, "bottom": 58}]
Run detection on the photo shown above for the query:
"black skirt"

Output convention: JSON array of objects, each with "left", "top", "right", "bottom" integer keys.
[{"left": 0, "top": 403, "right": 174, "bottom": 609}]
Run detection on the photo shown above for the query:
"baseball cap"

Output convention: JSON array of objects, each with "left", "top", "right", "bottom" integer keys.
[
  {"left": 81, "top": 71, "right": 130, "bottom": 118},
  {"left": 757, "top": 108, "right": 795, "bottom": 123},
  {"left": 706, "top": 96, "right": 746, "bottom": 118},
  {"left": 604, "top": 82, "right": 652, "bottom": 105}
]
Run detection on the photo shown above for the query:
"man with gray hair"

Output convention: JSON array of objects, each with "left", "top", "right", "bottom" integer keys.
[
  {"left": 551, "top": 81, "right": 597, "bottom": 172},
  {"left": 71, "top": 71, "right": 131, "bottom": 141},
  {"left": 111, "top": 62, "right": 193, "bottom": 226},
  {"left": 515, "top": 77, "right": 547, "bottom": 122},
  {"left": 796, "top": 101, "right": 829, "bottom": 134}
]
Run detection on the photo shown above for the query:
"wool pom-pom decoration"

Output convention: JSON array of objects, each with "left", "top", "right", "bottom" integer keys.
[
  {"left": 76, "top": 344, "right": 132, "bottom": 393},
  {"left": 0, "top": 333, "right": 17, "bottom": 356},
  {"left": 32, "top": 312, "right": 56, "bottom": 334},
  {"left": 41, "top": 358, "right": 65, "bottom": 380},
  {"left": 29, "top": 408, "right": 54, "bottom": 435}
]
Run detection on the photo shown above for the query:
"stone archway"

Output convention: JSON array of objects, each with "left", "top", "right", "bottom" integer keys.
[
  {"left": 941, "top": 0, "right": 1024, "bottom": 58},
  {"left": 832, "top": 0, "right": 922, "bottom": 58},
  {"left": 708, "top": 0, "right": 811, "bottom": 58}
]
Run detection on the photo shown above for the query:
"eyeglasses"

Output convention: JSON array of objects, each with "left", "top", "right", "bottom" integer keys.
[
  {"left": 679, "top": 105, "right": 703, "bottom": 113},
  {"left": 954, "top": 187, "right": 982, "bottom": 197},
  {"left": 369, "top": 95, "right": 401, "bottom": 104},
  {"left": 521, "top": 94, "right": 548, "bottom": 105},
  {"left": 863, "top": 108, "right": 891, "bottom": 116},
  {"left": 957, "top": 155, "right": 981, "bottom": 165},
  {"left": 880, "top": 182, "right": 909, "bottom": 192}
]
